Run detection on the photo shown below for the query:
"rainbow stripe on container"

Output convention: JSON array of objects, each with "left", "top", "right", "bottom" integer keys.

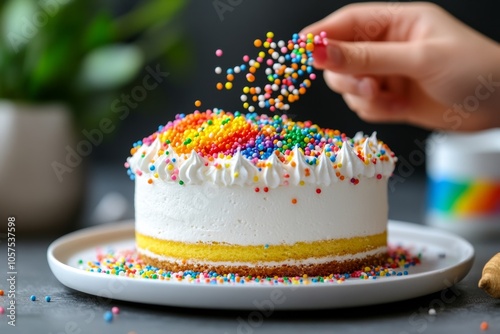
[{"left": 427, "top": 177, "right": 500, "bottom": 218}]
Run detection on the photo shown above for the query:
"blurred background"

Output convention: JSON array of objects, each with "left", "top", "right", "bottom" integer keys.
[{"left": 1, "top": 0, "right": 498, "bottom": 233}]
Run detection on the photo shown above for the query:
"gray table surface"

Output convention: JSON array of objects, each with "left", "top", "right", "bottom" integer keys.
[{"left": 1, "top": 164, "right": 499, "bottom": 334}]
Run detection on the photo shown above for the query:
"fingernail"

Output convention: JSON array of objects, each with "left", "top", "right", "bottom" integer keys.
[
  {"left": 313, "top": 44, "right": 327, "bottom": 65},
  {"left": 327, "top": 44, "right": 344, "bottom": 67},
  {"left": 358, "top": 78, "right": 373, "bottom": 97}
]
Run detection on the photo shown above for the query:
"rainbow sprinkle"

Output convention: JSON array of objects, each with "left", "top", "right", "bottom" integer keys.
[
  {"left": 215, "top": 31, "right": 326, "bottom": 112},
  {"left": 130, "top": 111, "right": 342, "bottom": 160},
  {"left": 80, "top": 246, "right": 420, "bottom": 285},
  {"left": 126, "top": 110, "right": 395, "bottom": 180}
]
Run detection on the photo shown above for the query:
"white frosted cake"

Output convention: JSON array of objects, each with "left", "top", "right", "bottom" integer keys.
[{"left": 126, "top": 110, "right": 396, "bottom": 276}]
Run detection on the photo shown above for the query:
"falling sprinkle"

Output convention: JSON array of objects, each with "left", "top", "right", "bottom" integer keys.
[{"left": 215, "top": 31, "right": 327, "bottom": 112}]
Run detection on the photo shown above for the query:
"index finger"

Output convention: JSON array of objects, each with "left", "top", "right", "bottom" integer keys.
[{"left": 300, "top": 2, "right": 411, "bottom": 42}]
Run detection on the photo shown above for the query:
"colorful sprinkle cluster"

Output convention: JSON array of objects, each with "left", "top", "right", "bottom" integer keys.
[
  {"left": 127, "top": 110, "right": 394, "bottom": 177},
  {"left": 215, "top": 31, "right": 326, "bottom": 112},
  {"left": 129, "top": 110, "right": 337, "bottom": 161},
  {"left": 81, "top": 246, "right": 420, "bottom": 285}
]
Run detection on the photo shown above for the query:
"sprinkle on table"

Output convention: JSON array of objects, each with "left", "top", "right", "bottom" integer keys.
[
  {"left": 480, "top": 321, "right": 489, "bottom": 331},
  {"left": 104, "top": 311, "right": 113, "bottom": 323}
]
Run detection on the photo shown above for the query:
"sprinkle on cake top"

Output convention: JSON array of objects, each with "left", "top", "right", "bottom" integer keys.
[
  {"left": 126, "top": 110, "right": 396, "bottom": 185},
  {"left": 129, "top": 109, "right": 394, "bottom": 162}
]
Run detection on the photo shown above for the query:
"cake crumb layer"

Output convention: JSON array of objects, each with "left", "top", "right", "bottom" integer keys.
[{"left": 139, "top": 253, "right": 387, "bottom": 277}]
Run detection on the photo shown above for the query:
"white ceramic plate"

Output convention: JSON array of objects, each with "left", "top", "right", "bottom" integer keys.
[{"left": 47, "top": 220, "right": 474, "bottom": 310}]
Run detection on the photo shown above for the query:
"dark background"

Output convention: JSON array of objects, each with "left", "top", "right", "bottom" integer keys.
[{"left": 92, "top": 0, "right": 500, "bottom": 174}]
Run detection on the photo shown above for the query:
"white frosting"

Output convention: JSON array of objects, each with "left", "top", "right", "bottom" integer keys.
[
  {"left": 315, "top": 150, "right": 338, "bottom": 186},
  {"left": 261, "top": 153, "right": 284, "bottom": 188},
  {"left": 336, "top": 141, "right": 365, "bottom": 179},
  {"left": 135, "top": 176, "right": 388, "bottom": 245},
  {"left": 229, "top": 150, "right": 258, "bottom": 186},
  {"left": 361, "top": 138, "right": 375, "bottom": 177},
  {"left": 179, "top": 150, "right": 206, "bottom": 184},
  {"left": 284, "top": 146, "right": 316, "bottom": 185}
]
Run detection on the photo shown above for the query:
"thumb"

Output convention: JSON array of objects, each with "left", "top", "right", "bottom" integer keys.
[{"left": 314, "top": 40, "right": 421, "bottom": 77}]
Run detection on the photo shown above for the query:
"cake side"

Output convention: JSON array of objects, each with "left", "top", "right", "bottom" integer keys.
[{"left": 134, "top": 178, "right": 388, "bottom": 244}]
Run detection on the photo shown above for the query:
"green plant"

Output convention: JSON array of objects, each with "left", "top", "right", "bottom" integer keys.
[{"left": 0, "top": 0, "right": 189, "bottom": 126}]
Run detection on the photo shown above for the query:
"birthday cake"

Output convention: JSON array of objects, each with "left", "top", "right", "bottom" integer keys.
[{"left": 126, "top": 110, "right": 396, "bottom": 276}]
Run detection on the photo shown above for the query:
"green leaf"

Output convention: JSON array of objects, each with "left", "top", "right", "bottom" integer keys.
[
  {"left": 163, "top": 35, "right": 193, "bottom": 79},
  {"left": 115, "top": 0, "right": 186, "bottom": 40},
  {"left": 82, "top": 11, "right": 115, "bottom": 51},
  {"left": 1, "top": 0, "right": 38, "bottom": 53},
  {"left": 77, "top": 44, "right": 144, "bottom": 91},
  {"left": 24, "top": 33, "right": 73, "bottom": 99}
]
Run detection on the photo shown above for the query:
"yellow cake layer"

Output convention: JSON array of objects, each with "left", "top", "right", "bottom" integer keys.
[{"left": 136, "top": 231, "right": 387, "bottom": 263}]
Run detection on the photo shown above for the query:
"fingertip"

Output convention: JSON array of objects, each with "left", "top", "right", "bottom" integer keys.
[
  {"left": 299, "top": 23, "right": 323, "bottom": 37},
  {"left": 298, "top": 28, "right": 310, "bottom": 37},
  {"left": 313, "top": 40, "right": 350, "bottom": 71},
  {"left": 327, "top": 43, "right": 346, "bottom": 68}
]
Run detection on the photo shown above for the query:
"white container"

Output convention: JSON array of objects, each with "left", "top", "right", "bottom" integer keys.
[
  {"left": 0, "top": 101, "right": 84, "bottom": 233},
  {"left": 426, "top": 129, "right": 500, "bottom": 240}
]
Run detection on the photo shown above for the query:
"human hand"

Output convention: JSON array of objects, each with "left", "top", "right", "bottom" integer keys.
[{"left": 301, "top": 2, "right": 500, "bottom": 131}]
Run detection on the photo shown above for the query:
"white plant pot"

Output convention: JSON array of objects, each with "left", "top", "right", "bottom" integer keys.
[{"left": 0, "top": 101, "right": 84, "bottom": 233}]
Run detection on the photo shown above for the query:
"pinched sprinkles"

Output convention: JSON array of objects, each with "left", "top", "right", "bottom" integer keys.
[
  {"left": 80, "top": 246, "right": 420, "bottom": 285},
  {"left": 215, "top": 32, "right": 326, "bottom": 112}
]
